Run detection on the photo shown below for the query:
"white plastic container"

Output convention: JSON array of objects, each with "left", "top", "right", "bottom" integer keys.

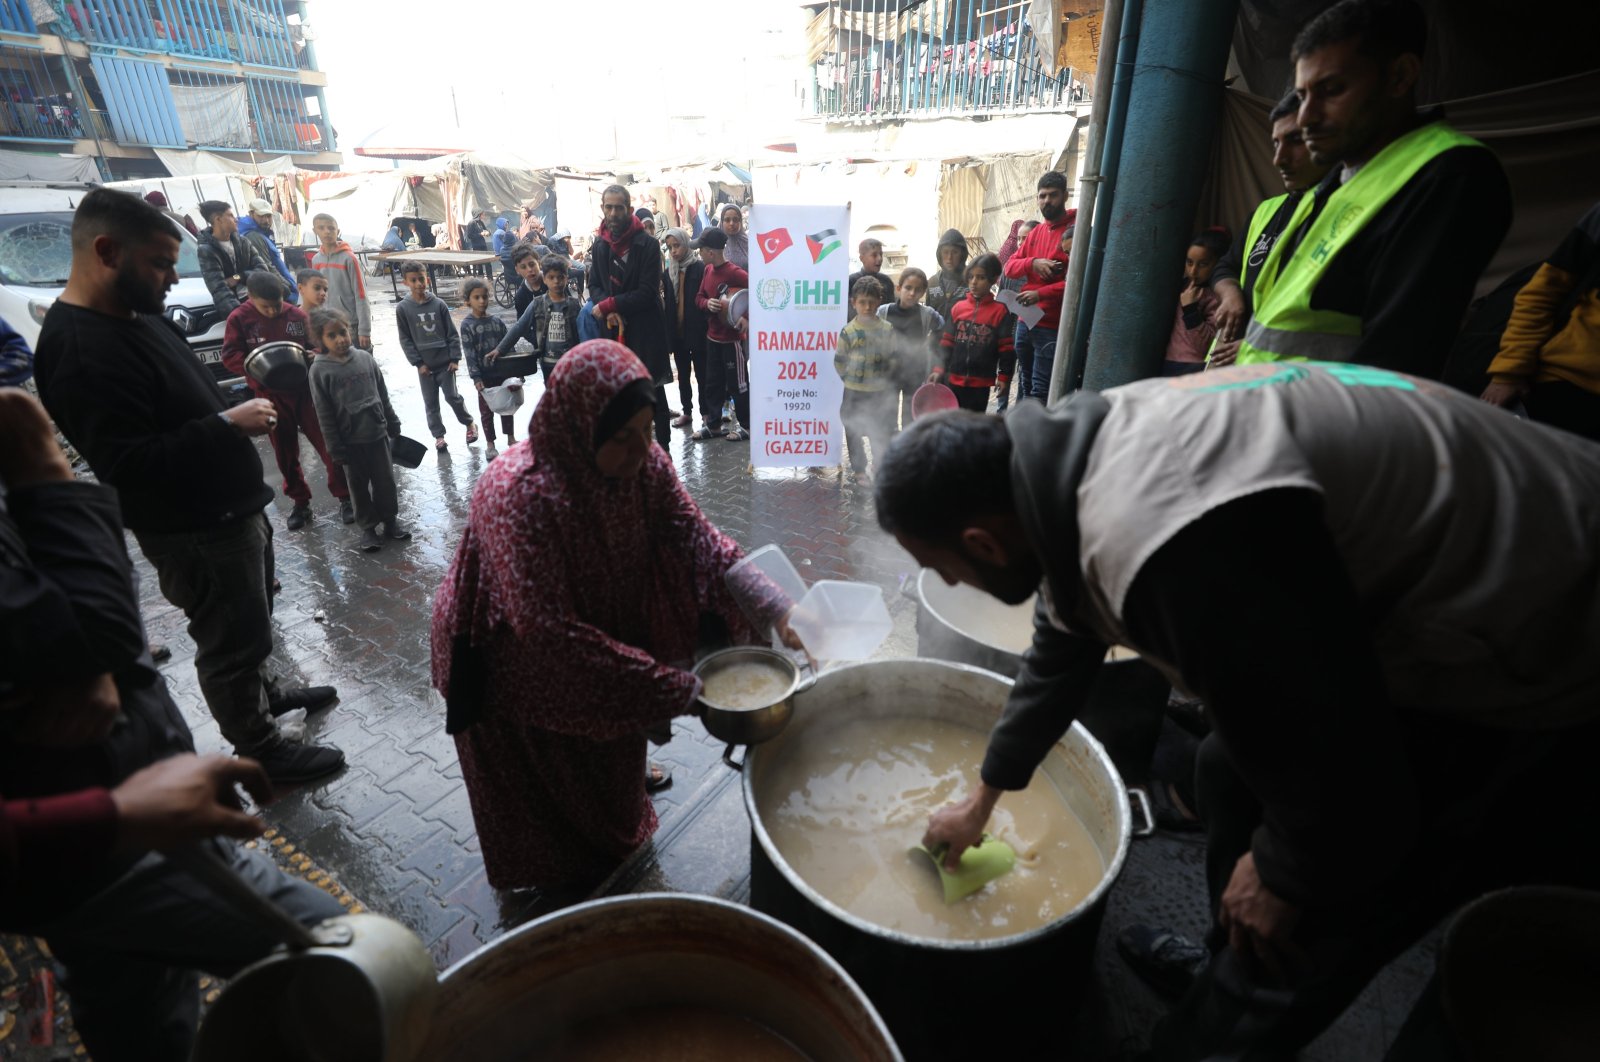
[
  {"left": 726, "top": 544, "right": 810, "bottom": 637},
  {"left": 787, "top": 581, "right": 893, "bottom": 661}
]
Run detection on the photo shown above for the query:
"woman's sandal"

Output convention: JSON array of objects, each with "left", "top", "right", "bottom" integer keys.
[
  {"left": 725, "top": 427, "right": 750, "bottom": 442},
  {"left": 646, "top": 762, "right": 673, "bottom": 792},
  {"left": 690, "top": 426, "right": 717, "bottom": 442}
]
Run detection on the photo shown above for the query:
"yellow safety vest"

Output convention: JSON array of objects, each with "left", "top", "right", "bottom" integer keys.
[
  {"left": 1237, "top": 121, "right": 1486, "bottom": 366},
  {"left": 1205, "top": 193, "right": 1287, "bottom": 363}
]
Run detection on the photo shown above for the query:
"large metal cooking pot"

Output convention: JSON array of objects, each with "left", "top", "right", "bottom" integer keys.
[
  {"left": 182, "top": 846, "right": 437, "bottom": 1062},
  {"left": 914, "top": 570, "right": 1172, "bottom": 784},
  {"left": 743, "top": 659, "right": 1131, "bottom": 1060},
  {"left": 414, "top": 893, "right": 903, "bottom": 1061},
  {"left": 243, "top": 340, "right": 309, "bottom": 390},
  {"left": 694, "top": 645, "right": 814, "bottom": 769}
]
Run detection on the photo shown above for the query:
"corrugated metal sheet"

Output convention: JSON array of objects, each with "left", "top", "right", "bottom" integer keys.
[{"left": 89, "top": 53, "right": 186, "bottom": 148}]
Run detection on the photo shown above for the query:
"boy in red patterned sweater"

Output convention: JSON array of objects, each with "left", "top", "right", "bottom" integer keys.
[{"left": 931, "top": 253, "right": 1015, "bottom": 412}]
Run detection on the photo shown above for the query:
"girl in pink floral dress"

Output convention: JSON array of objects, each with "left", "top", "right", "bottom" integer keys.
[{"left": 432, "top": 340, "right": 789, "bottom": 890}]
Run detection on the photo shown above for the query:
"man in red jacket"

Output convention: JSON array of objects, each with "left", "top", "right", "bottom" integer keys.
[
  {"left": 1001, "top": 170, "right": 1076, "bottom": 400},
  {"left": 222, "top": 272, "right": 351, "bottom": 530}
]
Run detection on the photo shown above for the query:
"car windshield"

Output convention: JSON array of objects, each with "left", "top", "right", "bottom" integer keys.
[{"left": 0, "top": 211, "right": 202, "bottom": 287}]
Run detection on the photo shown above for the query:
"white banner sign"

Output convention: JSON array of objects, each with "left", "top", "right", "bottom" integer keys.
[{"left": 747, "top": 204, "right": 850, "bottom": 467}]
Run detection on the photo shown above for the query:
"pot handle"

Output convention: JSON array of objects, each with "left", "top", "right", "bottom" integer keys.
[
  {"left": 1128, "top": 786, "right": 1156, "bottom": 839},
  {"left": 722, "top": 744, "right": 745, "bottom": 771}
]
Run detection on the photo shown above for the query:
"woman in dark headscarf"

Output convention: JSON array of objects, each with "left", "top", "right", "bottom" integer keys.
[
  {"left": 432, "top": 340, "right": 795, "bottom": 890},
  {"left": 996, "top": 217, "right": 1028, "bottom": 267}
]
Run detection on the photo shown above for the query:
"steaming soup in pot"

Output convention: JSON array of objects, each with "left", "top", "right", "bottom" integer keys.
[{"left": 756, "top": 716, "right": 1105, "bottom": 942}]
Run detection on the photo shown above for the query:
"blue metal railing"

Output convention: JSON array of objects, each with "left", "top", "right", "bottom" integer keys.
[
  {"left": 0, "top": 44, "right": 84, "bottom": 141},
  {"left": 45, "top": 0, "right": 296, "bottom": 69},
  {"left": 0, "top": 0, "right": 37, "bottom": 33},
  {"left": 811, "top": 0, "right": 1089, "bottom": 120},
  {"left": 244, "top": 74, "right": 316, "bottom": 152}
]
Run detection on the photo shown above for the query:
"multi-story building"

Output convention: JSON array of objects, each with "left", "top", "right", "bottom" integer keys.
[{"left": 0, "top": 0, "right": 338, "bottom": 177}]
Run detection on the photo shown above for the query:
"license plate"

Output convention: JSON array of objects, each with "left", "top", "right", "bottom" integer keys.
[{"left": 199, "top": 349, "right": 222, "bottom": 363}]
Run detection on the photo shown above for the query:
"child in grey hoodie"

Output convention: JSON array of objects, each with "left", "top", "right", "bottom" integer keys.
[{"left": 395, "top": 261, "right": 477, "bottom": 449}]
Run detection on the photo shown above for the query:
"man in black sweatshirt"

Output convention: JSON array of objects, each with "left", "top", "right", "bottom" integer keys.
[{"left": 33, "top": 189, "right": 344, "bottom": 787}]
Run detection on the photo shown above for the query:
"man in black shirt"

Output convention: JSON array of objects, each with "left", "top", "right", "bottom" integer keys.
[
  {"left": 34, "top": 189, "right": 344, "bottom": 786},
  {"left": 1232, "top": 0, "right": 1511, "bottom": 378}
]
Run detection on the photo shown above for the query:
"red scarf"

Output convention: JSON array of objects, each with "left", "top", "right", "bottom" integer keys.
[{"left": 596, "top": 215, "right": 644, "bottom": 258}]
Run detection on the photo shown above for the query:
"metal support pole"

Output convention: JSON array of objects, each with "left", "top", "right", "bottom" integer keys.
[
  {"left": 1079, "top": 0, "right": 1241, "bottom": 392},
  {"left": 1047, "top": 0, "right": 1128, "bottom": 404}
]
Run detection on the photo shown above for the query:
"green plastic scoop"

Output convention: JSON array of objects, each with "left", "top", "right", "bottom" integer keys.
[{"left": 913, "top": 833, "right": 1017, "bottom": 903}]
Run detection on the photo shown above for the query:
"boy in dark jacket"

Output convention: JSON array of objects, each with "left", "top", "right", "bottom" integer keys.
[
  {"left": 308, "top": 308, "right": 407, "bottom": 551},
  {"left": 927, "top": 228, "right": 970, "bottom": 319},
  {"left": 511, "top": 242, "right": 546, "bottom": 318},
  {"left": 847, "top": 237, "right": 897, "bottom": 321},
  {"left": 395, "top": 261, "right": 477, "bottom": 451},
  {"left": 494, "top": 255, "right": 583, "bottom": 384},
  {"left": 934, "top": 254, "right": 1014, "bottom": 412},
  {"left": 661, "top": 227, "right": 708, "bottom": 428},
  {"left": 878, "top": 267, "right": 944, "bottom": 432},
  {"left": 196, "top": 200, "right": 268, "bottom": 313},
  {"left": 221, "top": 272, "right": 351, "bottom": 529}
]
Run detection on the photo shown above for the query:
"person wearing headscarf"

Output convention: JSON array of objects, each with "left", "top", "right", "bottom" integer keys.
[
  {"left": 660, "top": 227, "right": 708, "bottom": 428},
  {"left": 143, "top": 190, "right": 199, "bottom": 237},
  {"left": 432, "top": 340, "right": 799, "bottom": 890},
  {"left": 997, "top": 218, "right": 1027, "bottom": 267},
  {"left": 719, "top": 203, "right": 749, "bottom": 270}
]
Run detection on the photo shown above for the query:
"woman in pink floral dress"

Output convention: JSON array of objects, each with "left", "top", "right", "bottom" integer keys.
[{"left": 431, "top": 340, "right": 789, "bottom": 890}]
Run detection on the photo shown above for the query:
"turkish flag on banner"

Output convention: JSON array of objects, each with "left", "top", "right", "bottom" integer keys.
[{"left": 756, "top": 228, "right": 794, "bottom": 264}]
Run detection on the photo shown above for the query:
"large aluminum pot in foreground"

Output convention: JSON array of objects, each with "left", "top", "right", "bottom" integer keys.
[
  {"left": 416, "top": 893, "right": 903, "bottom": 1061},
  {"left": 742, "top": 659, "right": 1131, "bottom": 1060}
]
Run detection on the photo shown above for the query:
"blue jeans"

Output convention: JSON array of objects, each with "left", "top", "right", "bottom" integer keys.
[
  {"left": 997, "top": 320, "right": 1035, "bottom": 411},
  {"left": 1016, "top": 325, "right": 1059, "bottom": 401}
]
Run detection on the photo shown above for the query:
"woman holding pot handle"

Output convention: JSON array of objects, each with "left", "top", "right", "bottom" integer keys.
[{"left": 432, "top": 340, "right": 802, "bottom": 892}]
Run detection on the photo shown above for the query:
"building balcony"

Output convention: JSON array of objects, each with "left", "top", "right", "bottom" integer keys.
[
  {"left": 43, "top": 0, "right": 300, "bottom": 71},
  {"left": 808, "top": 0, "right": 1092, "bottom": 123}
]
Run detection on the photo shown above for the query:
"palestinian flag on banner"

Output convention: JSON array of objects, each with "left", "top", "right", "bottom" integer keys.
[{"left": 806, "top": 228, "right": 842, "bottom": 263}]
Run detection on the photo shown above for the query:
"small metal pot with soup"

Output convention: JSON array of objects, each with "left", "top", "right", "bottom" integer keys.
[{"left": 693, "top": 646, "right": 815, "bottom": 769}]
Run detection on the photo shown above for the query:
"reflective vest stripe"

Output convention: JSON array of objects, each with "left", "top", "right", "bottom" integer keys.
[
  {"left": 1241, "top": 319, "right": 1361, "bottom": 362},
  {"left": 1236, "top": 121, "right": 1487, "bottom": 367}
]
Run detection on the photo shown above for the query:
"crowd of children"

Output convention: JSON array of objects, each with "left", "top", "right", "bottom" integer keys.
[{"left": 211, "top": 196, "right": 1232, "bottom": 539}]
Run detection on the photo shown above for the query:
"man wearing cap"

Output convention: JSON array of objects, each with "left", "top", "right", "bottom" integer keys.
[
  {"left": 719, "top": 204, "right": 749, "bottom": 270},
  {"left": 238, "top": 198, "right": 299, "bottom": 306}
]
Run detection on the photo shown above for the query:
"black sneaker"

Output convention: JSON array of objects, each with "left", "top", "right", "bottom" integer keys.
[
  {"left": 253, "top": 740, "right": 345, "bottom": 786},
  {"left": 385, "top": 521, "right": 412, "bottom": 541},
  {"left": 339, "top": 497, "right": 356, "bottom": 524},
  {"left": 267, "top": 685, "right": 338, "bottom": 717},
  {"left": 1116, "top": 924, "right": 1210, "bottom": 998},
  {"left": 286, "top": 505, "right": 312, "bottom": 531},
  {"left": 360, "top": 527, "right": 384, "bottom": 552}
]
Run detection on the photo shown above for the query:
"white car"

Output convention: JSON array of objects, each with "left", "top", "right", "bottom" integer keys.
[{"left": 0, "top": 182, "right": 246, "bottom": 402}]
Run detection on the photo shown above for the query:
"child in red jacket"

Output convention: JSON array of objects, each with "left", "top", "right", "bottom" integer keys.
[
  {"left": 932, "top": 254, "right": 1015, "bottom": 412},
  {"left": 220, "top": 272, "right": 351, "bottom": 529}
]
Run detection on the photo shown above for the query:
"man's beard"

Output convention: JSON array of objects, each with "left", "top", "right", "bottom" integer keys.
[
  {"left": 115, "top": 262, "right": 167, "bottom": 315},
  {"left": 969, "top": 553, "right": 1041, "bottom": 606},
  {"left": 1039, "top": 200, "right": 1065, "bottom": 222}
]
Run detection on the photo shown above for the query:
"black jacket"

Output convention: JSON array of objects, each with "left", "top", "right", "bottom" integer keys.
[
  {"left": 0, "top": 480, "right": 194, "bottom": 925},
  {"left": 587, "top": 229, "right": 669, "bottom": 380},
  {"left": 662, "top": 259, "right": 707, "bottom": 356},
  {"left": 195, "top": 230, "right": 268, "bottom": 313},
  {"left": 34, "top": 302, "right": 274, "bottom": 533}
]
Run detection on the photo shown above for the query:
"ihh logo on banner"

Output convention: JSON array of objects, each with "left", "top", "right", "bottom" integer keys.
[
  {"left": 793, "top": 279, "right": 841, "bottom": 307},
  {"left": 756, "top": 278, "right": 792, "bottom": 311}
]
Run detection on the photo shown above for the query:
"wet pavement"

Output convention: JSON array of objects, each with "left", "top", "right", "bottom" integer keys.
[{"left": 88, "top": 281, "right": 1433, "bottom": 1058}]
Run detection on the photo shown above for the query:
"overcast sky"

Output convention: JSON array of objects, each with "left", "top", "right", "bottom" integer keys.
[{"left": 312, "top": 1, "right": 804, "bottom": 164}]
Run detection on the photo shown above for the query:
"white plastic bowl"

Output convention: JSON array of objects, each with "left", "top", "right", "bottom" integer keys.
[{"left": 787, "top": 580, "right": 893, "bottom": 661}]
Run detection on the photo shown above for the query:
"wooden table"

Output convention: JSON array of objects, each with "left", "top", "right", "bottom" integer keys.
[{"left": 375, "top": 249, "right": 499, "bottom": 300}]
